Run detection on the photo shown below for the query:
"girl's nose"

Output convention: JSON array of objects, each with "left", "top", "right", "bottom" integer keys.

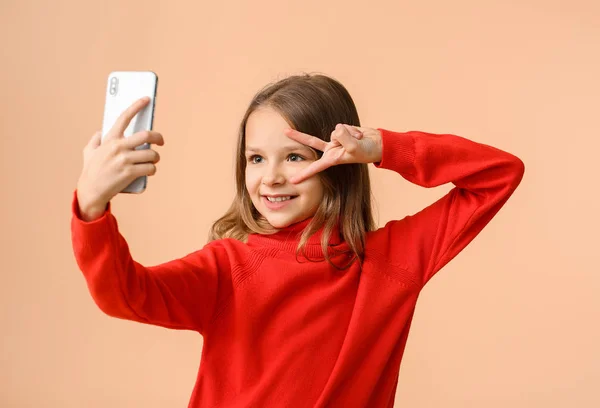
[{"left": 261, "top": 164, "right": 286, "bottom": 186}]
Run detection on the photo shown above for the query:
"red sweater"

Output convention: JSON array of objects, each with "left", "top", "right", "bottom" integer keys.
[{"left": 70, "top": 129, "right": 524, "bottom": 407}]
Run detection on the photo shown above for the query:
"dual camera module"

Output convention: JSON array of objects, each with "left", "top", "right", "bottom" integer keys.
[{"left": 109, "top": 76, "right": 119, "bottom": 95}]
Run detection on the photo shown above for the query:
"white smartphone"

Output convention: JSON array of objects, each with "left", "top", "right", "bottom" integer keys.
[{"left": 101, "top": 70, "right": 158, "bottom": 194}]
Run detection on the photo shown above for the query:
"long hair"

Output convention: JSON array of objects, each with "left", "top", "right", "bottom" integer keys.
[{"left": 208, "top": 73, "right": 376, "bottom": 268}]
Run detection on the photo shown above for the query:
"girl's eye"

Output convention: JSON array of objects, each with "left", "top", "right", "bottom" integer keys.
[
  {"left": 247, "top": 154, "right": 304, "bottom": 163},
  {"left": 288, "top": 153, "right": 304, "bottom": 162},
  {"left": 248, "top": 155, "right": 263, "bottom": 164}
]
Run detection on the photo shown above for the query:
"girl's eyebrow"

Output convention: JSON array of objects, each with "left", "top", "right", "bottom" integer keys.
[{"left": 245, "top": 145, "right": 314, "bottom": 154}]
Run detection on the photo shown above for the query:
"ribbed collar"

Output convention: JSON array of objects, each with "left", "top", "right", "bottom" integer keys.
[{"left": 247, "top": 217, "right": 347, "bottom": 258}]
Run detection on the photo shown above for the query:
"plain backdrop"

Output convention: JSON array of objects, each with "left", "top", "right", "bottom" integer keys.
[{"left": 1, "top": 0, "right": 599, "bottom": 407}]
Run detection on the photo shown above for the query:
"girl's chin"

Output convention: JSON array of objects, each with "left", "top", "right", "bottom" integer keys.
[
  {"left": 263, "top": 214, "right": 300, "bottom": 229},
  {"left": 265, "top": 219, "right": 293, "bottom": 229}
]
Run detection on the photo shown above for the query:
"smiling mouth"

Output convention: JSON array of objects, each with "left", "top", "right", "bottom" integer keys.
[{"left": 265, "top": 196, "right": 296, "bottom": 202}]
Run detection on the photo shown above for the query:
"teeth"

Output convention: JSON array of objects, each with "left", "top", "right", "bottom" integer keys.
[{"left": 267, "top": 196, "right": 292, "bottom": 202}]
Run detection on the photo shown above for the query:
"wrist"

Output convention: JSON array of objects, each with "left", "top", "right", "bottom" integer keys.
[
  {"left": 76, "top": 186, "right": 108, "bottom": 222},
  {"left": 79, "top": 203, "right": 108, "bottom": 222},
  {"left": 372, "top": 129, "right": 383, "bottom": 163}
]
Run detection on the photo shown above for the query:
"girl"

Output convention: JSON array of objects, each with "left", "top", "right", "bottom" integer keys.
[{"left": 72, "top": 73, "right": 524, "bottom": 407}]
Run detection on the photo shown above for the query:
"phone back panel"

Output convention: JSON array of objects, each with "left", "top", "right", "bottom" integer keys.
[{"left": 102, "top": 71, "right": 158, "bottom": 193}]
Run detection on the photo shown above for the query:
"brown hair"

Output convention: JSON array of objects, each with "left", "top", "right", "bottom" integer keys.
[{"left": 208, "top": 73, "right": 376, "bottom": 268}]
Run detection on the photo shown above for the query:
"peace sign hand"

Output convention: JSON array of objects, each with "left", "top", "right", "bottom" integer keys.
[{"left": 283, "top": 124, "right": 382, "bottom": 184}]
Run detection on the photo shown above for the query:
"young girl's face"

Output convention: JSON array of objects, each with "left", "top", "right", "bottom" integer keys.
[{"left": 245, "top": 107, "right": 324, "bottom": 229}]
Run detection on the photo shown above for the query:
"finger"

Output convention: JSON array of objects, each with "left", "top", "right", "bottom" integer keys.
[
  {"left": 86, "top": 131, "right": 102, "bottom": 149},
  {"left": 126, "top": 148, "right": 160, "bottom": 164},
  {"left": 107, "top": 97, "right": 151, "bottom": 140},
  {"left": 343, "top": 124, "right": 363, "bottom": 139},
  {"left": 334, "top": 124, "right": 359, "bottom": 153},
  {"left": 129, "top": 162, "right": 158, "bottom": 178},
  {"left": 290, "top": 157, "right": 335, "bottom": 184},
  {"left": 283, "top": 129, "right": 328, "bottom": 151},
  {"left": 123, "top": 130, "right": 164, "bottom": 149}
]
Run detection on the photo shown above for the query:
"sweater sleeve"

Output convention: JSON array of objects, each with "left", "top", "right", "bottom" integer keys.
[
  {"left": 70, "top": 190, "right": 231, "bottom": 334},
  {"left": 372, "top": 129, "right": 524, "bottom": 288}
]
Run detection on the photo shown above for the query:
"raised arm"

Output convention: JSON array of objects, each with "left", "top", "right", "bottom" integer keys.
[{"left": 372, "top": 129, "right": 524, "bottom": 287}]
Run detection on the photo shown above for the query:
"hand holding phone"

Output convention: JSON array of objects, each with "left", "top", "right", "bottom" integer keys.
[{"left": 76, "top": 93, "right": 164, "bottom": 222}]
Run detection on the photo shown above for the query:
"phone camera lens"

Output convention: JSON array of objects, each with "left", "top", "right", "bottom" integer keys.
[{"left": 109, "top": 77, "right": 119, "bottom": 95}]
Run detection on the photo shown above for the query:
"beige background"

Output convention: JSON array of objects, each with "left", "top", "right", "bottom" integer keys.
[{"left": 1, "top": 0, "right": 599, "bottom": 406}]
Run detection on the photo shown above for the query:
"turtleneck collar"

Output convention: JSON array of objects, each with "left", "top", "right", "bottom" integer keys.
[{"left": 246, "top": 217, "right": 347, "bottom": 257}]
